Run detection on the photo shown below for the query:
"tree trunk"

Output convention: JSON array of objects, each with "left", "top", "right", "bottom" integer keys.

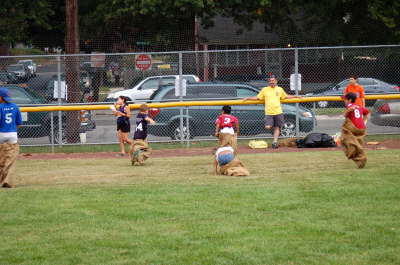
[
  {"left": 0, "top": 43, "right": 10, "bottom": 56},
  {"left": 65, "top": 0, "right": 81, "bottom": 143}
]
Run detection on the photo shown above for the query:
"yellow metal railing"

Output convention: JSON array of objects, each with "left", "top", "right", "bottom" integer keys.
[{"left": 20, "top": 94, "right": 400, "bottom": 112}]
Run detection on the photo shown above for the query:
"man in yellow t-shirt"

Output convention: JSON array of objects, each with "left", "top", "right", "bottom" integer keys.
[{"left": 244, "top": 77, "right": 302, "bottom": 148}]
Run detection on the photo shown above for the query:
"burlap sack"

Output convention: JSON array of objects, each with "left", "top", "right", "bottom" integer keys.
[
  {"left": 130, "top": 139, "right": 152, "bottom": 165},
  {"left": 219, "top": 158, "right": 250, "bottom": 176},
  {"left": 218, "top": 133, "right": 237, "bottom": 153},
  {"left": 0, "top": 142, "right": 19, "bottom": 187},
  {"left": 340, "top": 118, "right": 367, "bottom": 168}
]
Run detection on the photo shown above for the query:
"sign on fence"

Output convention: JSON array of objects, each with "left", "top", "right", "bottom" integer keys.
[
  {"left": 135, "top": 54, "right": 152, "bottom": 71},
  {"left": 290, "top": 73, "right": 302, "bottom": 91},
  {"left": 175, "top": 77, "right": 187, "bottom": 97},
  {"left": 53, "top": 81, "right": 67, "bottom": 99}
]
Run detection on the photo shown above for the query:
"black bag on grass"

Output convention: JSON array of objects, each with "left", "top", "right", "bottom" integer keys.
[{"left": 296, "top": 133, "right": 336, "bottom": 148}]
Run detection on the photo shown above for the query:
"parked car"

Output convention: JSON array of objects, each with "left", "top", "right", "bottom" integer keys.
[
  {"left": 6, "top": 64, "right": 30, "bottom": 81},
  {"left": 147, "top": 83, "right": 315, "bottom": 139},
  {"left": 0, "top": 72, "right": 21, "bottom": 84},
  {"left": 6, "top": 85, "right": 95, "bottom": 143},
  {"left": 308, "top": 78, "right": 400, "bottom": 108},
  {"left": 371, "top": 99, "right": 400, "bottom": 127},
  {"left": 106, "top": 75, "right": 200, "bottom": 102},
  {"left": 5, "top": 72, "right": 19, "bottom": 83},
  {"left": 39, "top": 72, "right": 92, "bottom": 101},
  {"left": 0, "top": 72, "right": 12, "bottom": 84},
  {"left": 18, "top": 59, "right": 37, "bottom": 77}
]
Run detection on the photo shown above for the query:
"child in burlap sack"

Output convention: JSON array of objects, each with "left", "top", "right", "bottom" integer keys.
[
  {"left": 340, "top": 93, "right": 370, "bottom": 168},
  {"left": 213, "top": 146, "right": 250, "bottom": 177},
  {"left": 0, "top": 142, "right": 19, "bottom": 188},
  {"left": 130, "top": 104, "right": 155, "bottom": 166},
  {"left": 0, "top": 87, "right": 23, "bottom": 188},
  {"left": 215, "top": 106, "right": 239, "bottom": 153}
]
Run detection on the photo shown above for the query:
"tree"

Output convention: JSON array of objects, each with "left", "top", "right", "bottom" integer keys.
[
  {"left": 0, "top": 0, "right": 54, "bottom": 55},
  {"left": 295, "top": 0, "right": 400, "bottom": 46},
  {"left": 65, "top": 0, "right": 81, "bottom": 143}
]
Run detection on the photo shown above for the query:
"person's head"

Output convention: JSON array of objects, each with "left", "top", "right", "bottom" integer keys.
[
  {"left": 349, "top": 75, "right": 358, "bottom": 85},
  {"left": 268, "top": 77, "right": 277, "bottom": 87},
  {"left": 117, "top": 96, "right": 128, "bottom": 105},
  {"left": 222, "top": 105, "right": 231, "bottom": 114},
  {"left": 139, "top": 104, "right": 149, "bottom": 114},
  {"left": 343, "top": 92, "right": 357, "bottom": 105},
  {"left": 0, "top": 87, "right": 11, "bottom": 103}
]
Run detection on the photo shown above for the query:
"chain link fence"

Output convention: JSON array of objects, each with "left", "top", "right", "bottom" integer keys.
[{"left": 1, "top": 45, "right": 399, "bottom": 149}]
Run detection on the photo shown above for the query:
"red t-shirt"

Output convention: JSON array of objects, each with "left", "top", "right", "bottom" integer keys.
[
  {"left": 346, "top": 103, "right": 369, "bottom": 129},
  {"left": 216, "top": 114, "right": 238, "bottom": 128}
]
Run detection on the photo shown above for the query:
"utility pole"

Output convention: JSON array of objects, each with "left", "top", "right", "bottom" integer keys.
[{"left": 65, "top": 0, "right": 81, "bottom": 143}]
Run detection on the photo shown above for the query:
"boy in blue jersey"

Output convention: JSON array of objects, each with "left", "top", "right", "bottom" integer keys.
[
  {"left": 130, "top": 104, "right": 155, "bottom": 165},
  {"left": 0, "top": 87, "right": 23, "bottom": 188}
]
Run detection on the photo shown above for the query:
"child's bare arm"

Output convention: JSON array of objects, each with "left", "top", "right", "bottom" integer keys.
[
  {"left": 145, "top": 117, "right": 156, "bottom": 124},
  {"left": 125, "top": 106, "right": 131, "bottom": 118},
  {"left": 215, "top": 124, "right": 220, "bottom": 137},
  {"left": 363, "top": 113, "right": 370, "bottom": 124},
  {"left": 235, "top": 122, "right": 240, "bottom": 136},
  {"left": 343, "top": 108, "right": 354, "bottom": 117}
]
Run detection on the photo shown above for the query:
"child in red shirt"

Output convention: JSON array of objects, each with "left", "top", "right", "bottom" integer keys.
[
  {"left": 215, "top": 105, "right": 239, "bottom": 152},
  {"left": 340, "top": 92, "right": 370, "bottom": 168},
  {"left": 344, "top": 98, "right": 369, "bottom": 129}
]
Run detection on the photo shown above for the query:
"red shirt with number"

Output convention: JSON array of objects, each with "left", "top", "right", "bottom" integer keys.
[
  {"left": 216, "top": 114, "right": 238, "bottom": 128},
  {"left": 346, "top": 103, "right": 369, "bottom": 129}
]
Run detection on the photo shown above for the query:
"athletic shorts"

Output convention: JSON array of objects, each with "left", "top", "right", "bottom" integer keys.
[
  {"left": 264, "top": 114, "right": 284, "bottom": 128},
  {"left": 217, "top": 152, "right": 234, "bottom": 166},
  {"left": 117, "top": 119, "right": 131, "bottom": 133},
  {"left": 0, "top": 132, "right": 18, "bottom": 144}
]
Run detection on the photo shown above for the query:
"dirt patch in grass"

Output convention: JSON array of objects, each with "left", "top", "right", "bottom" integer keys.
[{"left": 19, "top": 139, "right": 400, "bottom": 160}]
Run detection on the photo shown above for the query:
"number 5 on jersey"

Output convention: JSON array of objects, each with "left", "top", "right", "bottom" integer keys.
[{"left": 5, "top": 113, "right": 13, "bottom": 124}]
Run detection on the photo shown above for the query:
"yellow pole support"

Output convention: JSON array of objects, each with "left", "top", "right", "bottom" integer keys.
[{"left": 20, "top": 94, "right": 400, "bottom": 112}]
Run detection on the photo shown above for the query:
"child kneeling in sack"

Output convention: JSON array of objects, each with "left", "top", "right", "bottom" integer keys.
[{"left": 214, "top": 146, "right": 249, "bottom": 177}]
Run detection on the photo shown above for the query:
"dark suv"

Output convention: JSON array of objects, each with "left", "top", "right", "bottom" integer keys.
[
  {"left": 147, "top": 83, "right": 315, "bottom": 139},
  {"left": 6, "top": 85, "right": 95, "bottom": 143}
]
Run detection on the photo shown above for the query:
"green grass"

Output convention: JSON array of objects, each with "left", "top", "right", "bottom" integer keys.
[
  {"left": 20, "top": 141, "right": 219, "bottom": 153},
  {"left": 99, "top": 86, "right": 112, "bottom": 101},
  {"left": 9, "top": 48, "right": 45, "bottom": 56},
  {"left": 314, "top": 107, "right": 343, "bottom": 116},
  {"left": 1, "top": 150, "right": 400, "bottom": 264},
  {"left": 20, "top": 135, "right": 400, "bottom": 153}
]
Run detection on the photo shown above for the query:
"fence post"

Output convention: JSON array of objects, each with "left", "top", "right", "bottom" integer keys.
[
  {"left": 57, "top": 55, "right": 63, "bottom": 147},
  {"left": 294, "top": 49, "right": 300, "bottom": 137},
  {"left": 179, "top": 52, "right": 184, "bottom": 145},
  {"left": 186, "top": 107, "right": 190, "bottom": 148},
  {"left": 50, "top": 111, "right": 54, "bottom": 153},
  {"left": 313, "top": 101, "right": 316, "bottom": 130}
]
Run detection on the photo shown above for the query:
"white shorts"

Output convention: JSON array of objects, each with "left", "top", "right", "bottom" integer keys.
[
  {"left": 0, "top": 132, "right": 18, "bottom": 144},
  {"left": 220, "top": 127, "right": 235, "bottom": 135}
]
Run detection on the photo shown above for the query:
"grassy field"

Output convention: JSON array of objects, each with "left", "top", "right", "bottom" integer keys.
[
  {"left": 1, "top": 150, "right": 400, "bottom": 265},
  {"left": 314, "top": 107, "right": 343, "bottom": 116}
]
